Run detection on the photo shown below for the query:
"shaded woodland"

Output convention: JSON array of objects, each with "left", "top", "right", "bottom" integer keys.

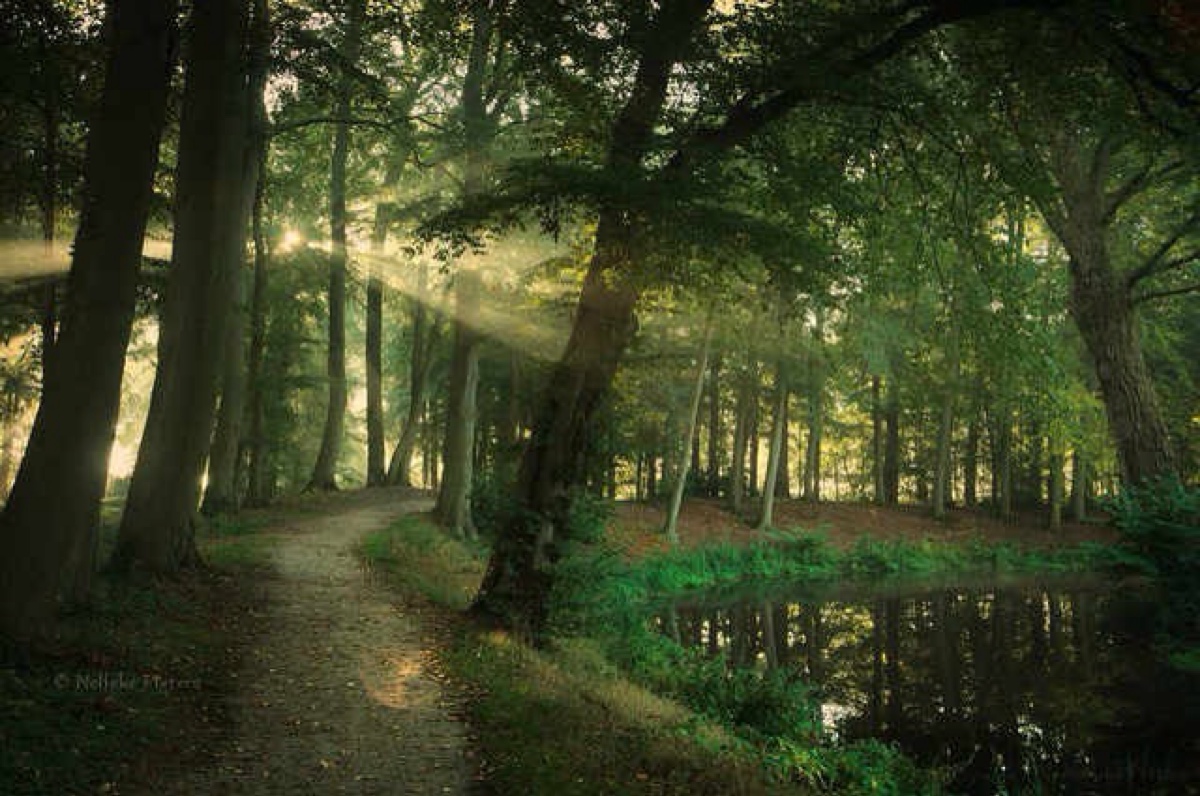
[{"left": 0, "top": 0, "right": 1197, "bottom": 639}]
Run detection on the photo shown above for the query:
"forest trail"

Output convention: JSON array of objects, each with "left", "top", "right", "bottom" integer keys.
[{"left": 154, "top": 491, "right": 472, "bottom": 795}]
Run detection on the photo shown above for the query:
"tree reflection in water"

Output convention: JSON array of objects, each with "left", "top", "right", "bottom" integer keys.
[{"left": 660, "top": 580, "right": 1200, "bottom": 795}]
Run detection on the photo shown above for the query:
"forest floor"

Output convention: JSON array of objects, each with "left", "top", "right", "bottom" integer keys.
[
  {"left": 609, "top": 497, "right": 1118, "bottom": 560},
  {"left": 135, "top": 487, "right": 475, "bottom": 796}
]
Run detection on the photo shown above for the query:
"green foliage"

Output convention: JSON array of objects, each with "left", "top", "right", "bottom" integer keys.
[{"left": 1108, "top": 476, "right": 1200, "bottom": 579}]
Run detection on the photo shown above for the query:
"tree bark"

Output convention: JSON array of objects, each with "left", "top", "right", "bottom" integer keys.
[
  {"left": 871, "top": 374, "right": 884, "bottom": 505},
  {"left": 0, "top": 0, "right": 176, "bottom": 637},
  {"left": 244, "top": 149, "right": 271, "bottom": 506},
  {"left": 435, "top": 271, "right": 482, "bottom": 539},
  {"left": 774, "top": 392, "right": 790, "bottom": 499},
  {"left": 963, "top": 413, "right": 980, "bottom": 509},
  {"left": 307, "top": 0, "right": 363, "bottom": 491},
  {"left": 385, "top": 264, "right": 437, "bottom": 485},
  {"left": 664, "top": 314, "right": 712, "bottom": 544},
  {"left": 757, "top": 357, "right": 788, "bottom": 532},
  {"left": 1041, "top": 134, "right": 1176, "bottom": 484},
  {"left": 883, "top": 377, "right": 900, "bottom": 505},
  {"left": 705, "top": 353, "right": 721, "bottom": 495},
  {"left": 365, "top": 164, "right": 400, "bottom": 486},
  {"left": 1048, "top": 449, "right": 1065, "bottom": 531},
  {"left": 434, "top": 2, "right": 494, "bottom": 533},
  {"left": 202, "top": 0, "right": 269, "bottom": 514},
  {"left": 114, "top": 0, "right": 252, "bottom": 572},
  {"left": 1069, "top": 450, "right": 1087, "bottom": 522},
  {"left": 729, "top": 366, "right": 754, "bottom": 515},
  {"left": 932, "top": 326, "right": 959, "bottom": 520}
]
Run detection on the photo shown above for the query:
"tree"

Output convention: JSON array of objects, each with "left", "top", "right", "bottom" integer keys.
[
  {"left": 114, "top": 0, "right": 256, "bottom": 571},
  {"left": 202, "top": 0, "right": 271, "bottom": 515},
  {"left": 308, "top": 0, "right": 366, "bottom": 491},
  {"left": 0, "top": 0, "right": 177, "bottom": 636}
]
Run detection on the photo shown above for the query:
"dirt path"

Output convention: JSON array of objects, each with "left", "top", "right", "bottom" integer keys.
[{"left": 161, "top": 492, "right": 471, "bottom": 795}]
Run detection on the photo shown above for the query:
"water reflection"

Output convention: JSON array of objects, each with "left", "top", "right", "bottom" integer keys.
[{"left": 659, "top": 581, "right": 1200, "bottom": 795}]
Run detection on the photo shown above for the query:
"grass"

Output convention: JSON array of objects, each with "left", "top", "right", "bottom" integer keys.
[
  {"left": 0, "top": 517, "right": 276, "bottom": 796},
  {"left": 359, "top": 513, "right": 1127, "bottom": 795},
  {"left": 359, "top": 515, "right": 811, "bottom": 795}
]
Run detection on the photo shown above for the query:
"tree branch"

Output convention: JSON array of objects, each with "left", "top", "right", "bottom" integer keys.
[
  {"left": 1126, "top": 207, "right": 1200, "bottom": 285},
  {"left": 1103, "top": 158, "right": 1186, "bottom": 223},
  {"left": 1134, "top": 280, "right": 1200, "bottom": 304},
  {"left": 666, "top": 0, "right": 1060, "bottom": 176},
  {"left": 269, "top": 113, "right": 446, "bottom": 137}
]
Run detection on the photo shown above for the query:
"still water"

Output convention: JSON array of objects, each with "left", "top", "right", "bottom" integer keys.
[{"left": 657, "top": 578, "right": 1200, "bottom": 795}]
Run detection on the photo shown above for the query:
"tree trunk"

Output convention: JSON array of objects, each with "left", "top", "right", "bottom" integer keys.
[
  {"left": 705, "top": 353, "right": 721, "bottom": 495},
  {"left": 307, "top": 0, "right": 363, "bottom": 491},
  {"left": 1043, "top": 135, "right": 1175, "bottom": 484},
  {"left": 1070, "top": 450, "right": 1087, "bottom": 522},
  {"left": 0, "top": 0, "right": 176, "bottom": 636},
  {"left": 664, "top": 314, "right": 712, "bottom": 544},
  {"left": 243, "top": 148, "right": 271, "bottom": 506},
  {"left": 803, "top": 379, "right": 823, "bottom": 504},
  {"left": 386, "top": 269, "right": 437, "bottom": 485},
  {"left": 1048, "top": 449, "right": 1064, "bottom": 531},
  {"left": 433, "top": 1, "right": 493, "bottom": 529},
  {"left": 470, "top": 0, "right": 718, "bottom": 634},
  {"left": 435, "top": 271, "right": 482, "bottom": 539},
  {"left": 114, "top": 0, "right": 253, "bottom": 572},
  {"left": 871, "top": 374, "right": 884, "bottom": 505},
  {"left": 932, "top": 327, "right": 959, "bottom": 520},
  {"left": 201, "top": 266, "right": 250, "bottom": 516},
  {"left": 365, "top": 165, "right": 400, "bottom": 486},
  {"left": 757, "top": 358, "right": 788, "bottom": 531},
  {"left": 775, "top": 392, "right": 790, "bottom": 499},
  {"left": 729, "top": 367, "right": 753, "bottom": 515},
  {"left": 202, "top": 3, "right": 268, "bottom": 514},
  {"left": 963, "top": 413, "right": 980, "bottom": 509},
  {"left": 883, "top": 378, "right": 900, "bottom": 505}
]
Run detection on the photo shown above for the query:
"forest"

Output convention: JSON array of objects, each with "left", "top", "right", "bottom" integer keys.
[{"left": 1, "top": 0, "right": 1198, "bottom": 794}]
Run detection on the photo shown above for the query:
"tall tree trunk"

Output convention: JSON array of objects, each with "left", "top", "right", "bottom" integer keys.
[
  {"left": 114, "top": 0, "right": 252, "bottom": 572},
  {"left": 757, "top": 357, "right": 788, "bottom": 531},
  {"left": 1048, "top": 449, "right": 1065, "bottom": 531},
  {"left": 871, "top": 375, "right": 884, "bottom": 505},
  {"left": 705, "top": 353, "right": 721, "bottom": 496},
  {"left": 963, "top": 413, "right": 980, "bottom": 509},
  {"left": 0, "top": 0, "right": 176, "bottom": 637},
  {"left": 307, "top": 0, "right": 363, "bottom": 491},
  {"left": 202, "top": 1, "right": 269, "bottom": 514},
  {"left": 435, "top": 271, "right": 482, "bottom": 539},
  {"left": 664, "top": 314, "right": 712, "bottom": 544},
  {"left": 775, "top": 393, "right": 790, "bottom": 499},
  {"left": 365, "top": 161, "right": 401, "bottom": 486},
  {"left": 1069, "top": 450, "right": 1087, "bottom": 522},
  {"left": 385, "top": 265, "right": 437, "bottom": 485},
  {"left": 1041, "top": 135, "right": 1176, "bottom": 484},
  {"left": 435, "top": 4, "right": 494, "bottom": 534},
  {"left": 803, "top": 380, "right": 823, "bottom": 503},
  {"left": 244, "top": 150, "right": 271, "bottom": 506},
  {"left": 932, "top": 326, "right": 959, "bottom": 520},
  {"left": 729, "top": 366, "right": 753, "bottom": 515},
  {"left": 883, "top": 378, "right": 900, "bottom": 505},
  {"left": 201, "top": 267, "right": 250, "bottom": 515}
]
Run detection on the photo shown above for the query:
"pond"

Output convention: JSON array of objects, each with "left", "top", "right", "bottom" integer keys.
[{"left": 656, "top": 576, "right": 1200, "bottom": 795}]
